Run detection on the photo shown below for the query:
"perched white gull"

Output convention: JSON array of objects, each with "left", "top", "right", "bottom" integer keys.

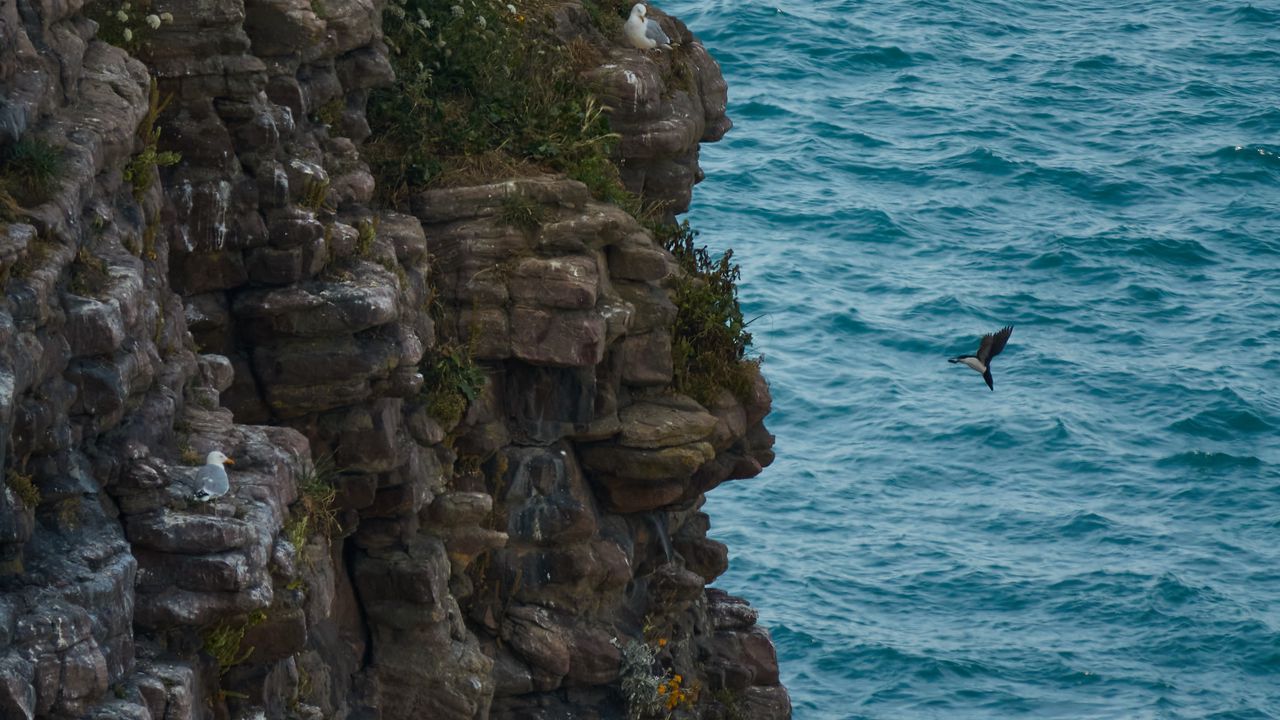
[
  {"left": 193, "top": 450, "right": 234, "bottom": 502},
  {"left": 624, "top": 3, "right": 672, "bottom": 51},
  {"left": 949, "top": 325, "right": 1014, "bottom": 391}
]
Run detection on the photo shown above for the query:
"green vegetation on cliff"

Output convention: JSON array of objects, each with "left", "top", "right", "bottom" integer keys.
[
  {"left": 1, "top": 137, "right": 64, "bottom": 207},
  {"left": 369, "top": 0, "right": 626, "bottom": 204},
  {"left": 658, "top": 221, "right": 756, "bottom": 404}
]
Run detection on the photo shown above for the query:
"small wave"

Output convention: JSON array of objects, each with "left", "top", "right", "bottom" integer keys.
[
  {"left": 1072, "top": 54, "right": 1119, "bottom": 71},
  {"left": 1205, "top": 48, "right": 1280, "bottom": 66},
  {"left": 1012, "top": 164, "right": 1146, "bottom": 205},
  {"left": 1209, "top": 144, "right": 1280, "bottom": 163},
  {"left": 941, "top": 146, "right": 1022, "bottom": 176},
  {"left": 1123, "top": 236, "right": 1217, "bottom": 267},
  {"left": 1168, "top": 407, "right": 1274, "bottom": 441},
  {"left": 1176, "top": 80, "right": 1235, "bottom": 99},
  {"left": 842, "top": 45, "right": 919, "bottom": 68},
  {"left": 1026, "top": 249, "right": 1081, "bottom": 270},
  {"left": 1237, "top": 107, "right": 1280, "bottom": 132},
  {"left": 734, "top": 99, "right": 789, "bottom": 119},
  {"left": 1231, "top": 4, "right": 1280, "bottom": 23},
  {"left": 1147, "top": 572, "right": 1203, "bottom": 609},
  {"left": 1058, "top": 511, "right": 1114, "bottom": 537},
  {"left": 1156, "top": 451, "right": 1262, "bottom": 470}
]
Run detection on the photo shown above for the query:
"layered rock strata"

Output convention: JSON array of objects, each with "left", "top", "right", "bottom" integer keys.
[{"left": 0, "top": 0, "right": 789, "bottom": 718}]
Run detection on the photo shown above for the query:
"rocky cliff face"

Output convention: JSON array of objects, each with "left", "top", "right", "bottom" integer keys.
[{"left": 0, "top": 0, "right": 790, "bottom": 718}]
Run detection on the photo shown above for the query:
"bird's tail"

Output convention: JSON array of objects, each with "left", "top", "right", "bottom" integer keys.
[{"left": 948, "top": 356, "right": 962, "bottom": 364}]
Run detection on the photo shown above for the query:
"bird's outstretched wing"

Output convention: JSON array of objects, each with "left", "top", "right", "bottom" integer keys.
[{"left": 976, "top": 325, "right": 1013, "bottom": 364}]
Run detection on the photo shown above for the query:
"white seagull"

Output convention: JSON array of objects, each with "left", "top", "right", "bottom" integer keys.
[
  {"left": 193, "top": 450, "right": 235, "bottom": 502},
  {"left": 949, "top": 325, "right": 1014, "bottom": 391},
  {"left": 624, "top": 3, "right": 672, "bottom": 51}
]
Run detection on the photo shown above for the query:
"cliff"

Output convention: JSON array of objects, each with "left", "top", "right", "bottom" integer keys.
[{"left": 0, "top": 0, "right": 789, "bottom": 717}]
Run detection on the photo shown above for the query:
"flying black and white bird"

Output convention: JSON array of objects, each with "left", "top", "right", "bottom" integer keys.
[
  {"left": 193, "top": 450, "right": 234, "bottom": 502},
  {"left": 949, "top": 325, "right": 1014, "bottom": 391},
  {"left": 624, "top": 3, "right": 672, "bottom": 51}
]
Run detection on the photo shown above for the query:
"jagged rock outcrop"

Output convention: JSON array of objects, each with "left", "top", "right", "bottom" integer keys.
[{"left": 0, "top": 0, "right": 789, "bottom": 718}]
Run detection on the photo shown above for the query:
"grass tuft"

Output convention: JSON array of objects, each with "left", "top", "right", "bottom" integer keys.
[
  {"left": 299, "top": 176, "right": 332, "bottom": 211},
  {"left": 202, "top": 610, "right": 267, "bottom": 676},
  {"left": 6, "top": 470, "right": 40, "bottom": 507},
  {"left": 355, "top": 217, "right": 378, "bottom": 258},
  {"left": 284, "top": 454, "right": 339, "bottom": 554},
  {"left": 11, "top": 239, "right": 56, "bottom": 281},
  {"left": 498, "top": 193, "right": 546, "bottom": 234},
  {"left": 1, "top": 138, "right": 65, "bottom": 206},
  {"left": 69, "top": 248, "right": 111, "bottom": 297},
  {"left": 419, "top": 344, "right": 487, "bottom": 429}
]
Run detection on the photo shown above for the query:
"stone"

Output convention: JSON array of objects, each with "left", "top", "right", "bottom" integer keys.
[
  {"left": 239, "top": 607, "right": 307, "bottom": 663},
  {"left": 233, "top": 279, "right": 399, "bottom": 340},
  {"left": 706, "top": 589, "right": 760, "bottom": 631},
  {"left": 427, "top": 492, "right": 493, "bottom": 528},
  {"left": 197, "top": 353, "right": 236, "bottom": 393},
  {"left": 673, "top": 536, "right": 728, "bottom": 583},
  {"left": 125, "top": 510, "right": 258, "bottom": 554},
  {"left": 380, "top": 211, "right": 428, "bottom": 262},
  {"left": 501, "top": 605, "right": 570, "bottom": 689},
  {"left": 618, "top": 332, "right": 674, "bottom": 387},
  {"left": 564, "top": 626, "right": 620, "bottom": 687},
  {"left": 491, "top": 644, "right": 535, "bottom": 697},
  {"left": 617, "top": 397, "right": 717, "bottom": 449},
  {"left": 64, "top": 297, "right": 125, "bottom": 358},
  {"left": 606, "top": 234, "right": 672, "bottom": 282},
  {"left": 505, "top": 363, "right": 596, "bottom": 443},
  {"left": 243, "top": 0, "right": 326, "bottom": 57},
  {"left": 0, "top": 656, "right": 34, "bottom": 719},
  {"left": 739, "top": 685, "right": 793, "bottom": 720},
  {"left": 579, "top": 442, "right": 715, "bottom": 481},
  {"left": 509, "top": 307, "right": 606, "bottom": 368},
  {"left": 501, "top": 447, "right": 597, "bottom": 547},
  {"left": 508, "top": 256, "right": 598, "bottom": 310}
]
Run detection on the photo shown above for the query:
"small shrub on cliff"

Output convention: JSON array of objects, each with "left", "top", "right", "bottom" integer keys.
[
  {"left": 5, "top": 469, "right": 40, "bottom": 508},
  {"left": 299, "top": 176, "right": 332, "bottom": 211},
  {"left": 1, "top": 137, "right": 65, "bottom": 206},
  {"left": 202, "top": 610, "right": 266, "bottom": 675},
  {"left": 0, "top": 188, "right": 20, "bottom": 224},
  {"left": 87, "top": 0, "right": 174, "bottom": 53},
  {"left": 656, "top": 221, "right": 755, "bottom": 404},
  {"left": 368, "top": 0, "right": 621, "bottom": 203},
  {"left": 420, "top": 344, "right": 487, "bottom": 429},
  {"left": 10, "top": 239, "right": 56, "bottom": 281},
  {"left": 498, "top": 193, "right": 546, "bottom": 234},
  {"left": 284, "top": 454, "right": 339, "bottom": 552},
  {"left": 124, "top": 79, "right": 181, "bottom": 200},
  {"left": 355, "top": 217, "right": 379, "bottom": 257},
  {"left": 69, "top": 248, "right": 111, "bottom": 297},
  {"left": 579, "top": 0, "right": 633, "bottom": 35},
  {"left": 614, "top": 635, "right": 697, "bottom": 719}
]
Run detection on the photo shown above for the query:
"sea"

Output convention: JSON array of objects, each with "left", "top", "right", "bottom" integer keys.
[{"left": 662, "top": 1, "right": 1280, "bottom": 717}]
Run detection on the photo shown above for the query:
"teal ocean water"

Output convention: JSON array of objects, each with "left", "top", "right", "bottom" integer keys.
[{"left": 664, "top": 1, "right": 1280, "bottom": 717}]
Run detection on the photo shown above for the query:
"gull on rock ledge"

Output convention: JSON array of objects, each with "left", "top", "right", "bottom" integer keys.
[
  {"left": 193, "top": 450, "right": 235, "bottom": 502},
  {"left": 624, "top": 3, "right": 672, "bottom": 51}
]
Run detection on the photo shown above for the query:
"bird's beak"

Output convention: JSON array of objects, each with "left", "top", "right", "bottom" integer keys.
[{"left": 223, "top": 458, "right": 235, "bottom": 465}]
